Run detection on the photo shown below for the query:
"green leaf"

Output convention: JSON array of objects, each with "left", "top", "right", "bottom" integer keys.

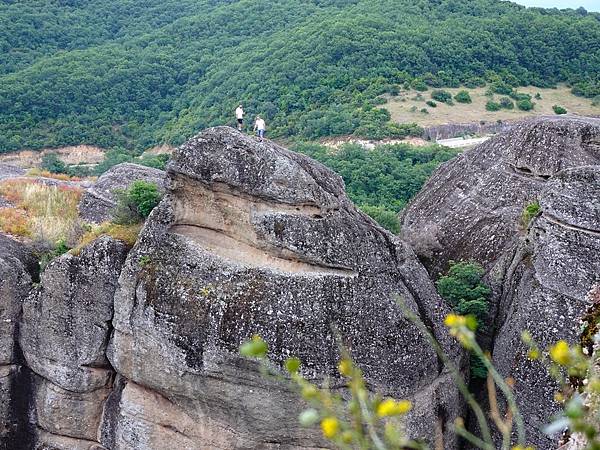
[
  {"left": 284, "top": 357, "right": 301, "bottom": 374},
  {"left": 239, "top": 335, "right": 268, "bottom": 359},
  {"left": 298, "top": 409, "right": 319, "bottom": 427}
]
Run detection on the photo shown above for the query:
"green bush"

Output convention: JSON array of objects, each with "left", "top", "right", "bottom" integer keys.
[
  {"left": 359, "top": 205, "right": 400, "bottom": 234},
  {"left": 39, "top": 239, "right": 71, "bottom": 270},
  {"left": 490, "top": 82, "right": 513, "bottom": 95},
  {"left": 410, "top": 79, "right": 428, "bottom": 92},
  {"left": 485, "top": 100, "right": 501, "bottom": 111},
  {"left": 113, "top": 180, "right": 162, "bottom": 224},
  {"left": 436, "top": 260, "right": 491, "bottom": 379},
  {"left": 425, "top": 100, "right": 437, "bottom": 108},
  {"left": 40, "top": 153, "right": 68, "bottom": 174},
  {"left": 138, "top": 153, "right": 170, "bottom": 170},
  {"left": 93, "top": 148, "right": 134, "bottom": 175},
  {"left": 464, "top": 77, "right": 486, "bottom": 89},
  {"left": 499, "top": 97, "right": 515, "bottom": 109},
  {"left": 517, "top": 98, "right": 535, "bottom": 111},
  {"left": 431, "top": 89, "right": 452, "bottom": 104},
  {"left": 552, "top": 104, "right": 567, "bottom": 115},
  {"left": 454, "top": 90, "right": 472, "bottom": 104},
  {"left": 509, "top": 91, "right": 532, "bottom": 102}
]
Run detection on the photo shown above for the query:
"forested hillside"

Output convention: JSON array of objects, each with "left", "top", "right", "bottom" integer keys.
[{"left": 1, "top": 0, "right": 599, "bottom": 153}]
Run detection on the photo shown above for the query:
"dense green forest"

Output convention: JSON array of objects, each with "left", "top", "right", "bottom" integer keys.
[
  {"left": 294, "top": 142, "right": 459, "bottom": 232},
  {"left": 1, "top": 0, "right": 600, "bottom": 153}
]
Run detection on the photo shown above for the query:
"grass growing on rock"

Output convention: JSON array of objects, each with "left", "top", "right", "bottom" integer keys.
[
  {"left": 522, "top": 201, "right": 541, "bottom": 228},
  {"left": 71, "top": 222, "right": 141, "bottom": 256}
]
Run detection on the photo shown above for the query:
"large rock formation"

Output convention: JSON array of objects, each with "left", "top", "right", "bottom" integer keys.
[
  {"left": 0, "top": 234, "right": 37, "bottom": 449},
  {"left": 401, "top": 116, "right": 600, "bottom": 448},
  {"left": 20, "top": 236, "right": 129, "bottom": 448},
  {"left": 6, "top": 118, "right": 597, "bottom": 449},
  {"left": 106, "top": 127, "right": 462, "bottom": 449},
  {"left": 78, "top": 163, "right": 166, "bottom": 224},
  {"left": 491, "top": 165, "right": 600, "bottom": 448},
  {"left": 401, "top": 116, "right": 600, "bottom": 276}
]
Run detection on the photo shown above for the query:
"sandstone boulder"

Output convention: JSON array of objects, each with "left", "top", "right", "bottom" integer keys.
[
  {"left": 107, "top": 127, "right": 462, "bottom": 449},
  {"left": 78, "top": 163, "right": 165, "bottom": 224},
  {"left": 400, "top": 116, "right": 600, "bottom": 276}
]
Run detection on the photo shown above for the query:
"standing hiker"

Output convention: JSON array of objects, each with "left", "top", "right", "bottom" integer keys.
[
  {"left": 235, "top": 104, "right": 244, "bottom": 131},
  {"left": 254, "top": 115, "right": 266, "bottom": 140}
]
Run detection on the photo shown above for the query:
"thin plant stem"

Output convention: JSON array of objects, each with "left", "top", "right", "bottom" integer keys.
[
  {"left": 396, "top": 297, "right": 495, "bottom": 446},
  {"left": 487, "top": 372, "right": 512, "bottom": 450},
  {"left": 453, "top": 424, "right": 495, "bottom": 450},
  {"left": 356, "top": 392, "right": 387, "bottom": 450},
  {"left": 471, "top": 340, "right": 525, "bottom": 444}
]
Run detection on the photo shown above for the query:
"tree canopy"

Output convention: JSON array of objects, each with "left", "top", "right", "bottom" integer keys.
[{"left": 1, "top": 0, "right": 599, "bottom": 153}]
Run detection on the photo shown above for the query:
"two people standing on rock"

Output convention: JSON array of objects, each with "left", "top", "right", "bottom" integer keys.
[{"left": 234, "top": 104, "right": 266, "bottom": 140}]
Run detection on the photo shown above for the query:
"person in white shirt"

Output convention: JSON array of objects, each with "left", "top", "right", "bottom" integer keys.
[
  {"left": 235, "top": 104, "right": 244, "bottom": 130},
  {"left": 254, "top": 115, "right": 266, "bottom": 140}
]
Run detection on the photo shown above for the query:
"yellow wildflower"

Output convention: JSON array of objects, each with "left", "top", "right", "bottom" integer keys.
[
  {"left": 527, "top": 348, "right": 540, "bottom": 360},
  {"left": 549, "top": 340, "right": 571, "bottom": 366},
  {"left": 376, "top": 398, "right": 412, "bottom": 417},
  {"left": 321, "top": 417, "right": 340, "bottom": 438},
  {"left": 338, "top": 359, "right": 353, "bottom": 377},
  {"left": 444, "top": 313, "right": 462, "bottom": 327}
]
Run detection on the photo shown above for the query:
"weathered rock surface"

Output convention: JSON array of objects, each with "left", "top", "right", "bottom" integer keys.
[
  {"left": 20, "top": 236, "right": 128, "bottom": 448},
  {"left": 13, "top": 119, "right": 598, "bottom": 449},
  {"left": 401, "top": 116, "right": 600, "bottom": 276},
  {"left": 401, "top": 116, "right": 600, "bottom": 448},
  {"left": 492, "top": 166, "right": 600, "bottom": 448},
  {"left": 0, "top": 234, "right": 37, "bottom": 449},
  {"left": 107, "top": 126, "right": 462, "bottom": 449},
  {"left": 78, "top": 163, "right": 166, "bottom": 223},
  {"left": 0, "top": 163, "right": 25, "bottom": 181}
]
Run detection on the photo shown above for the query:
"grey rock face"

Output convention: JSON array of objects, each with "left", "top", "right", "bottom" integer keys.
[
  {"left": 107, "top": 127, "right": 462, "bottom": 449},
  {"left": 0, "top": 234, "right": 37, "bottom": 449},
  {"left": 400, "top": 117, "right": 600, "bottom": 448},
  {"left": 400, "top": 116, "right": 600, "bottom": 276},
  {"left": 78, "top": 163, "right": 165, "bottom": 224},
  {"left": 20, "top": 236, "right": 128, "bottom": 448},
  {"left": 492, "top": 165, "right": 600, "bottom": 449},
  {"left": 21, "top": 236, "right": 128, "bottom": 392}
]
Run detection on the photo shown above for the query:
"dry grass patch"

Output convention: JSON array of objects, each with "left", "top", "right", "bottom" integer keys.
[
  {"left": 0, "top": 208, "right": 30, "bottom": 237},
  {"left": 25, "top": 168, "right": 82, "bottom": 182},
  {"left": 0, "top": 179, "right": 82, "bottom": 243},
  {"left": 71, "top": 222, "right": 141, "bottom": 256}
]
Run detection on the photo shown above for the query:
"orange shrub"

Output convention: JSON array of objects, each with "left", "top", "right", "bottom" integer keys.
[
  {"left": 0, "top": 179, "right": 28, "bottom": 204},
  {"left": 0, "top": 208, "right": 31, "bottom": 237}
]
